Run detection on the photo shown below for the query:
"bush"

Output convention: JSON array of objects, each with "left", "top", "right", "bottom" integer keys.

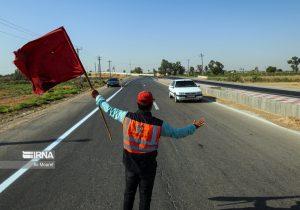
[
  {"left": 250, "top": 75, "right": 262, "bottom": 82},
  {"left": 0, "top": 105, "right": 10, "bottom": 113},
  {"left": 227, "top": 74, "right": 243, "bottom": 82}
]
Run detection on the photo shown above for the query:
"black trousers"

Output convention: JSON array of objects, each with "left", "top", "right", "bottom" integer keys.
[{"left": 123, "top": 168, "right": 156, "bottom": 210}]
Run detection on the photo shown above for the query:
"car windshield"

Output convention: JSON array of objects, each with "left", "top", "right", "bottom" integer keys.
[
  {"left": 175, "top": 81, "right": 197, "bottom": 87},
  {"left": 108, "top": 78, "right": 118, "bottom": 81}
]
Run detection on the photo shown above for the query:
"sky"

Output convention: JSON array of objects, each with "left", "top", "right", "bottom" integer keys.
[{"left": 0, "top": 0, "right": 299, "bottom": 75}]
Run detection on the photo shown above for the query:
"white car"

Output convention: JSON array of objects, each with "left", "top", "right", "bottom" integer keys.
[{"left": 168, "top": 79, "right": 203, "bottom": 103}]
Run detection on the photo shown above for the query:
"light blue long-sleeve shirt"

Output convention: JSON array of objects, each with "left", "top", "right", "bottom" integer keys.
[{"left": 96, "top": 95, "right": 196, "bottom": 139}]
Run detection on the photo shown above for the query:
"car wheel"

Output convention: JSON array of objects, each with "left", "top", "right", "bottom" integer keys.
[
  {"left": 169, "top": 92, "right": 172, "bottom": 98},
  {"left": 107, "top": 85, "right": 109, "bottom": 88}
]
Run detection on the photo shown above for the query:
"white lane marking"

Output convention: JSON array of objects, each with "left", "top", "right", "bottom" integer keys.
[
  {"left": 153, "top": 101, "right": 159, "bottom": 110},
  {"left": 0, "top": 87, "right": 124, "bottom": 193},
  {"left": 156, "top": 80, "right": 300, "bottom": 136}
]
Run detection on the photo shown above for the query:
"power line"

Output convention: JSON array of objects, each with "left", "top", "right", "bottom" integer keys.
[
  {"left": 187, "top": 59, "right": 190, "bottom": 75},
  {"left": 108, "top": 60, "right": 112, "bottom": 78},
  {"left": 0, "top": 17, "right": 39, "bottom": 37},
  {"left": 199, "top": 53, "right": 204, "bottom": 75},
  {"left": 0, "top": 30, "right": 29, "bottom": 40},
  {"left": 98, "top": 56, "right": 102, "bottom": 79}
]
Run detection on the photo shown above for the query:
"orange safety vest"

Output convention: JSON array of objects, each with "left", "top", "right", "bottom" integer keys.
[{"left": 123, "top": 116, "right": 162, "bottom": 154}]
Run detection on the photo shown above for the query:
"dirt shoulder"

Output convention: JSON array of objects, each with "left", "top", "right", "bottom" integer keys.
[
  {"left": 0, "top": 88, "right": 97, "bottom": 134},
  {"left": 156, "top": 78, "right": 300, "bottom": 132}
]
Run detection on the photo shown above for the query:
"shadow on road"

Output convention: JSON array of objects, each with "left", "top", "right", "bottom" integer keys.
[
  {"left": 176, "top": 96, "right": 216, "bottom": 103},
  {"left": 0, "top": 138, "right": 91, "bottom": 147},
  {"left": 202, "top": 96, "right": 217, "bottom": 103},
  {"left": 209, "top": 196, "right": 300, "bottom": 210}
]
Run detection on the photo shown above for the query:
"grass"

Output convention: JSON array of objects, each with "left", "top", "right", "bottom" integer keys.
[
  {"left": 0, "top": 81, "right": 32, "bottom": 98},
  {"left": 0, "top": 78, "right": 105, "bottom": 114}
]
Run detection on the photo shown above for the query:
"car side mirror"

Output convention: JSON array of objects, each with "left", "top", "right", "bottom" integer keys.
[
  {"left": 169, "top": 85, "right": 174, "bottom": 88},
  {"left": 196, "top": 84, "right": 200, "bottom": 87}
]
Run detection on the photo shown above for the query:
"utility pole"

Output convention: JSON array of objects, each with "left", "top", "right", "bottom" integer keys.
[
  {"left": 200, "top": 53, "right": 204, "bottom": 75},
  {"left": 97, "top": 56, "right": 102, "bottom": 79},
  {"left": 108, "top": 60, "right": 112, "bottom": 78},
  {"left": 94, "top": 62, "right": 96, "bottom": 73},
  {"left": 187, "top": 59, "right": 190, "bottom": 76},
  {"left": 76, "top": 47, "right": 83, "bottom": 87}
]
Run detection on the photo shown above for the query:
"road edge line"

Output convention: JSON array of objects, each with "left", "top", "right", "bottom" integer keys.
[{"left": 0, "top": 87, "right": 124, "bottom": 193}]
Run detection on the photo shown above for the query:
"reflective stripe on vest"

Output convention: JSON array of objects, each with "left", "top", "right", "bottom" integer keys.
[{"left": 123, "top": 117, "right": 161, "bottom": 153}]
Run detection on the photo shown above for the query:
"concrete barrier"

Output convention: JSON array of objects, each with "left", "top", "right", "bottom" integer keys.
[{"left": 200, "top": 86, "right": 300, "bottom": 119}]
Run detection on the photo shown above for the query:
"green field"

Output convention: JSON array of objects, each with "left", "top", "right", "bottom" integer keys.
[{"left": 0, "top": 78, "right": 105, "bottom": 114}]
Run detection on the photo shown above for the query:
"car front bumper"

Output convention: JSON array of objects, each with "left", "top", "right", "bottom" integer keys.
[{"left": 176, "top": 95, "right": 203, "bottom": 101}]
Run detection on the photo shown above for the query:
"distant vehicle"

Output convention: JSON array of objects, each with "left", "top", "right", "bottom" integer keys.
[
  {"left": 168, "top": 79, "right": 203, "bottom": 102},
  {"left": 107, "top": 78, "right": 120, "bottom": 87}
]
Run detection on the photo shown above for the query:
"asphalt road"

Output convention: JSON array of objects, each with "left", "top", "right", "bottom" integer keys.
[
  {"left": 168, "top": 76, "right": 300, "bottom": 98},
  {"left": 0, "top": 76, "right": 300, "bottom": 210}
]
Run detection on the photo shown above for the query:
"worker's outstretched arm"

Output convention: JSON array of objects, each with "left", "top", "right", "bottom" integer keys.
[
  {"left": 92, "top": 89, "right": 128, "bottom": 123},
  {"left": 161, "top": 118, "right": 205, "bottom": 139}
]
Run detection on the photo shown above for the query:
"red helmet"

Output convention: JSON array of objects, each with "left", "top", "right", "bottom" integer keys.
[{"left": 137, "top": 91, "right": 154, "bottom": 105}]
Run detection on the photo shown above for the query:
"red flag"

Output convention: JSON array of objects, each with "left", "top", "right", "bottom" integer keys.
[{"left": 13, "top": 27, "right": 85, "bottom": 94}]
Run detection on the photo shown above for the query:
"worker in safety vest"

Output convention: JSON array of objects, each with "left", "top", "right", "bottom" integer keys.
[{"left": 91, "top": 89, "right": 205, "bottom": 210}]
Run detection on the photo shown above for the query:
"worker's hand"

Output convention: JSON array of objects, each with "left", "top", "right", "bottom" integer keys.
[
  {"left": 91, "top": 89, "right": 99, "bottom": 98},
  {"left": 193, "top": 118, "right": 206, "bottom": 128}
]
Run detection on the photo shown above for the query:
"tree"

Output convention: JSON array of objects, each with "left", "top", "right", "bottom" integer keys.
[
  {"left": 123, "top": 70, "right": 126, "bottom": 73},
  {"left": 131, "top": 67, "right": 143, "bottom": 74},
  {"left": 13, "top": 69, "right": 27, "bottom": 80},
  {"left": 158, "top": 59, "right": 186, "bottom": 75},
  {"left": 208, "top": 60, "right": 224, "bottom": 75},
  {"left": 171, "top": 61, "right": 185, "bottom": 75},
  {"left": 158, "top": 59, "right": 172, "bottom": 75},
  {"left": 266, "top": 66, "right": 277, "bottom": 73},
  {"left": 196, "top": 65, "right": 203, "bottom": 75},
  {"left": 178, "top": 66, "right": 185, "bottom": 75},
  {"left": 205, "top": 66, "right": 208, "bottom": 73},
  {"left": 153, "top": 68, "right": 157, "bottom": 76},
  {"left": 287, "top": 56, "right": 300, "bottom": 73},
  {"left": 189, "top": 66, "right": 195, "bottom": 76}
]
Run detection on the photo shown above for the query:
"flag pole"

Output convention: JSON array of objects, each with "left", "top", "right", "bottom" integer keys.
[
  {"left": 83, "top": 71, "right": 112, "bottom": 141},
  {"left": 63, "top": 27, "right": 112, "bottom": 141}
]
